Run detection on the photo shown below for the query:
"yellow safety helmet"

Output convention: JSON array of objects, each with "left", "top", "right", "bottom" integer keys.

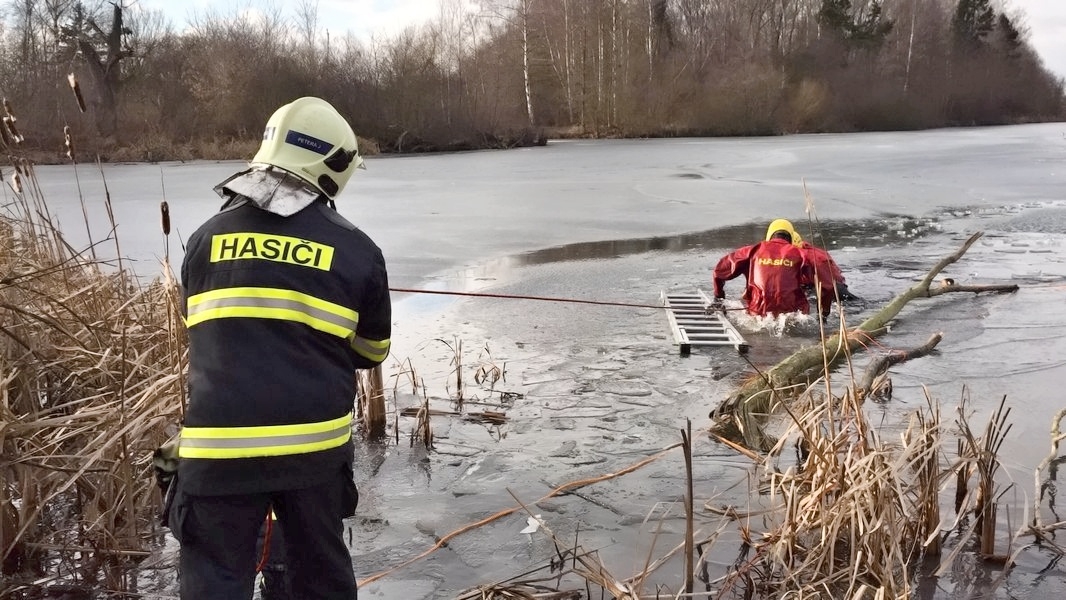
[
  {"left": 250, "top": 97, "right": 364, "bottom": 199},
  {"left": 791, "top": 230, "right": 804, "bottom": 247},
  {"left": 764, "top": 218, "right": 797, "bottom": 243}
]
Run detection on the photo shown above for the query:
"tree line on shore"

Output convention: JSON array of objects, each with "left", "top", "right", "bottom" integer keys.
[{"left": 0, "top": 0, "right": 1062, "bottom": 163}]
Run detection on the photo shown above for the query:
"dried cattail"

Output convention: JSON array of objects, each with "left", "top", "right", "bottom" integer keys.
[
  {"left": 160, "top": 201, "right": 171, "bottom": 236},
  {"left": 64, "top": 126, "right": 75, "bottom": 161},
  {"left": 10, "top": 170, "right": 22, "bottom": 194},
  {"left": 2, "top": 116, "right": 23, "bottom": 145},
  {"left": 2, "top": 100, "right": 24, "bottom": 144},
  {"left": 68, "top": 73, "right": 87, "bottom": 113}
]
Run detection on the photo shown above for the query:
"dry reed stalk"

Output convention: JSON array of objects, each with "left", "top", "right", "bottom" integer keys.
[
  {"left": 64, "top": 127, "right": 98, "bottom": 263},
  {"left": 473, "top": 342, "right": 506, "bottom": 390},
  {"left": 158, "top": 202, "right": 187, "bottom": 419},
  {"left": 681, "top": 420, "right": 695, "bottom": 596},
  {"left": 355, "top": 365, "right": 388, "bottom": 438},
  {"left": 1031, "top": 408, "right": 1066, "bottom": 538},
  {"left": 388, "top": 358, "right": 423, "bottom": 444},
  {"left": 617, "top": 514, "right": 729, "bottom": 594},
  {"left": 410, "top": 387, "right": 434, "bottom": 449},
  {"left": 438, "top": 336, "right": 465, "bottom": 408},
  {"left": 0, "top": 167, "right": 182, "bottom": 593},
  {"left": 95, "top": 159, "right": 124, "bottom": 276}
]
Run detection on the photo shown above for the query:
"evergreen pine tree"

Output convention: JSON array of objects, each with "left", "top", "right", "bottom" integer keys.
[
  {"left": 952, "top": 0, "right": 996, "bottom": 46},
  {"left": 817, "top": 0, "right": 893, "bottom": 47}
]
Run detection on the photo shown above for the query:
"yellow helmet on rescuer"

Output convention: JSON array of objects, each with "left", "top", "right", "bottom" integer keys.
[
  {"left": 764, "top": 218, "right": 797, "bottom": 243},
  {"left": 250, "top": 97, "right": 364, "bottom": 199}
]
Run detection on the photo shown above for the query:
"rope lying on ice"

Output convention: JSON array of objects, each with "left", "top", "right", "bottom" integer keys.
[
  {"left": 389, "top": 287, "right": 748, "bottom": 311},
  {"left": 389, "top": 286, "right": 665, "bottom": 309}
]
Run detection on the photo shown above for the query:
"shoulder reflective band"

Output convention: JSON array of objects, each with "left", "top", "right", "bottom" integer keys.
[
  {"left": 210, "top": 233, "right": 335, "bottom": 271},
  {"left": 187, "top": 287, "right": 358, "bottom": 339},
  {"left": 179, "top": 412, "right": 353, "bottom": 459}
]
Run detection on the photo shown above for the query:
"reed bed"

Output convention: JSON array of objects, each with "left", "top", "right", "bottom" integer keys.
[
  {"left": 443, "top": 383, "right": 1032, "bottom": 599},
  {"left": 0, "top": 161, "right": 185, "bottom": 596},
  {"left": 716, "top": 385, "right": 941, "bottom": 598}
]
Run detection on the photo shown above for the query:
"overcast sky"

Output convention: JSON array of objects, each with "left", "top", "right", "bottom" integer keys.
[
  {"left": 150, "top": 0, "right": 1066, "bottom": 80},
  {"left": 1019, "top": 0, "right": 1066, "bottom": 79}
]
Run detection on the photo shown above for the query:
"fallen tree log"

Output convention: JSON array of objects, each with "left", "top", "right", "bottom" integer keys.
[{"left": 709, "top": 231, "right": 1019, "bottom": 448}]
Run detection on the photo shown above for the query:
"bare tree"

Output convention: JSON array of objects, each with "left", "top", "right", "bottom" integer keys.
[
  {"left": 62, "top": 3, "right": 132, "bottom": 137},
  {"left": 294, "top": 0, "right": 320, "bottom": 73},
  {"left": 479, "top": 0, "right": 538, "bottom": 127}
]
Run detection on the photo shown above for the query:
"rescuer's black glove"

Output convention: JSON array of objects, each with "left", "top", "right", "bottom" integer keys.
[
  {"left": 837, "top": 283, "right": 861, "bottom": 303},
  {"left": 153, "top": 436, "right": 180, "bottom": 524},
  {"left": 709, "top": 297, "right": 725, "bottom": 313}
]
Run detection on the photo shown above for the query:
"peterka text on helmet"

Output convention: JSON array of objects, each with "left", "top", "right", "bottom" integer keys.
[{"left": 251, "top": 97, "right": 365, "bottom": 199}]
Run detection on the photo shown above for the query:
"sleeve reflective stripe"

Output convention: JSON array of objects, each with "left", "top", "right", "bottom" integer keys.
[
  {"left": 179, "top": 412, "right": 353, "bottom": 459},
  {"left": 187, "top": 287, "right": 359, "bottom": 339},
  {"left": 351, "top": 335, "right": 390, "bottom": 362}
]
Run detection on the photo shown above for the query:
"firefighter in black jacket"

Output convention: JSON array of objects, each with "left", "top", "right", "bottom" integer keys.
[{"left": 171, "top": 97, "right": 391, "bottom": 599}]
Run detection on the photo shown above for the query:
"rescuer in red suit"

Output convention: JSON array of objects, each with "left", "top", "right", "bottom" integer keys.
[{"left": 712, "top": 219, "right": 833, "bottom": 318}]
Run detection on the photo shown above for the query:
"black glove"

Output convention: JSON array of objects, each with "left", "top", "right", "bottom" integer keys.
[
  {"left": 153, "top": 439, "right": 178, "bottom": 492},
  {"left": 837, "top": 283, "right": 860, "bottom": 302},
  {"left": 708, "top": 296, "right": 725, "bottom": 313},
  {"left": 153, "top": 437, "right": 180, "bottom": 523}
]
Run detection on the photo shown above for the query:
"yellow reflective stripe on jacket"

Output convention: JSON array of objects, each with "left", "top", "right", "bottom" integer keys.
[
  {"left": 351, "top": 335, "right": 390, "bottom": 363},
  {"left": 178, "top": 412, "right": 353, "bottom": 459},
  {"left": 186, "top": 287, "right": 359, "bottom": 339}
]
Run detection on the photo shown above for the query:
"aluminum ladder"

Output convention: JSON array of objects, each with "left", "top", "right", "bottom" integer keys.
[{"left": 660, "top": 289, "right": 749, "bottom": 355}]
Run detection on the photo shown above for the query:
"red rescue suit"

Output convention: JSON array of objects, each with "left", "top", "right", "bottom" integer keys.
[
  {"left": 713, "top": 238, "right": 831, "bottom": 317},
  {"left": 797, "top": 241, "right": 844, "bottom": 289}
]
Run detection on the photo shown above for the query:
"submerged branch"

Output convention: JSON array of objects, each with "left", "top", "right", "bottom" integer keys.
[{"left": 856, "top": 332, "right": 943, "bottom": 399}]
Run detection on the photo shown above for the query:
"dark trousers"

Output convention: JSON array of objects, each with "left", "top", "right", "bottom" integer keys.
[{"left": 169, "top": 469, "right": 358, "bottom": 600}]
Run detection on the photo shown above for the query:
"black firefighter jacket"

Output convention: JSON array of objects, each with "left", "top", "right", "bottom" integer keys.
[{"left": 179, "top": 196, "right": 391, "bottom": 496}]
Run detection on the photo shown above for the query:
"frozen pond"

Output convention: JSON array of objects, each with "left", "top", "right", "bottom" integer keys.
[{"left": 14, "top": 122, "right": 1066, "bottom": 598}]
